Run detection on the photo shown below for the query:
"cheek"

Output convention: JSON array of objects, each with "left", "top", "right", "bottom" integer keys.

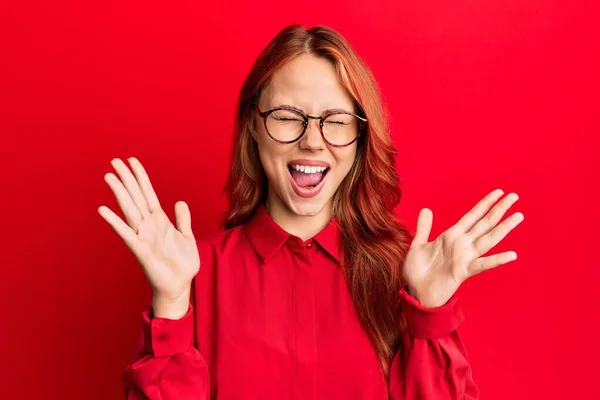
[
  {"left": 256, "top": 135, "right": 287, "bottom": 178},
  {"left": 334, "top": 147, "right": 357, "bottom": 179}
]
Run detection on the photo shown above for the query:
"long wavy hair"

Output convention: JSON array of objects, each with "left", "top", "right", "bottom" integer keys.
[{"left": 222, "top": 25, "right": 413, "bottom": 377}]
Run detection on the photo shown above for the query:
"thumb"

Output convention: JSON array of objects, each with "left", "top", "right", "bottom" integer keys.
[
  {"left": 174, "top": 201, "right": 194, "bottom": 239},
  {"left": 412, "top": 208, "right": 433, "bottom": 247}
]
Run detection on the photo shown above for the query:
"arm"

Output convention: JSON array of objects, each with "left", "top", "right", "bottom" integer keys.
[
  {"left": 388, "top": 287, "right": 479, "bottom": 399},
  {"left": 98, "top": 157, "right": 209, "bottom": 398},
  {"left": 122, "top": 301, "right": 210, "bottom": 400},
  {"left": 391, "top": 190, "right": 523, "bottom": 398}
]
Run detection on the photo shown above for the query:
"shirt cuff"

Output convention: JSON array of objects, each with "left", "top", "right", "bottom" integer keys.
[
  {"left": 399, "top": 286, "right": 465, "bottom": 339},
  {"left": 142, "top": 303, "right": 194, "bottom": 357}
]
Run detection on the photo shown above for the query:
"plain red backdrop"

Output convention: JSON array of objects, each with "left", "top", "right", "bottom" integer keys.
[{"left": 1, "top": 0, "right": 598, "bottom": 398}]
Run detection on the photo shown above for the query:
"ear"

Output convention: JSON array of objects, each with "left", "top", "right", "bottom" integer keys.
[{"left": 248, "top": 116, "right": 258, "bottom": 142}]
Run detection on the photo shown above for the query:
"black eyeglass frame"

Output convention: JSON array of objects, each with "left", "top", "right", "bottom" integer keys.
[{"left": 254, "top": 104, "right": 367, "bottom": 147}]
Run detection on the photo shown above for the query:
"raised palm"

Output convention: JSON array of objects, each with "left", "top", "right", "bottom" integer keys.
[
  {"left": 98, "top": 157, "right": 199, "bottom": 302},
  {"left": 403, "top": 189, "right": 524, "bottom": 308}
]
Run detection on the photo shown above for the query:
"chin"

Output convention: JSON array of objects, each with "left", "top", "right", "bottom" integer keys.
[
  {"left": 284, "top": 189, "right": 334, "bottom": 216},
  {"left": 287, "top": 201, "right": 324, "bottom": 216}
]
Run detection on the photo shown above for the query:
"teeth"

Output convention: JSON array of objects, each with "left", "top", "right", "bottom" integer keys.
[{"left": 291, "top": 164, "right": 327, "bottom": 174}]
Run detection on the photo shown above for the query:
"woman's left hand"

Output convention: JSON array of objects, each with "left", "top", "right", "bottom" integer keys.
[{"left": 403, "top": 189, "right": 524, "bottom": 308}]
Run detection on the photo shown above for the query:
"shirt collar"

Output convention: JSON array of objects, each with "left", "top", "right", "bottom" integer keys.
[{"left": 243, "top": 203, "right": 341, "bottom": 263}]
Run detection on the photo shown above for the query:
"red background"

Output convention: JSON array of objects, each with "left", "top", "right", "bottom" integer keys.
[{"left": 2, "top": 0, "right": 598, "bottom": 398}]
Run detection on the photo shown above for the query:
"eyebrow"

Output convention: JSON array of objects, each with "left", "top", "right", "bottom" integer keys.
[{"left": 271, "top": 103, "right": 356, "bottom": 115}]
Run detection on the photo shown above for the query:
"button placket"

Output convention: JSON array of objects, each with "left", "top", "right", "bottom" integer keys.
[
  {"left": 293, "top": 240, "right": 317, "bottom": 399},
  {"left": 304, "top": 240, "right": 317, "bottom": 261}
]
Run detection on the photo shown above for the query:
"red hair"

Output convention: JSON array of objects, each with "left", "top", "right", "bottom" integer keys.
[{"left": 222, "top": 25, "right": 413, "bottom": 377}]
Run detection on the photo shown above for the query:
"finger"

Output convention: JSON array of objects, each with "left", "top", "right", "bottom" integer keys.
[
  {"left": 98, "top": 205, "right": 143, "bottom": 256},
  {"left": 104, "top": 172, "right": 143, "bottom": 229},
  {"left": 455, "top": 189, "right": 504, "bottom": 233},
  {"left": 467, "top": 192, "right": 520, "bottom": 239},
  {"left": 411, "top": 208, "right": 433, "bottom": 247},
  {"left": 473, "top": 211, "right": 524, "bottom": 256},
  {"left": 175, "top": 201, "right": 194, "bottom": 239},
  {"left": 467, "top": 251, "right": 517, "bottom": 278},
  {"left": 127, "top": 157, "right": 162, "bottom": 213},
  {"left": 110, "top": 158, "right": 151, "bottom": 218}
]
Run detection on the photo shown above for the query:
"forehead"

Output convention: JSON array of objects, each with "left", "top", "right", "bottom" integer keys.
[{"left": 261, "top": 53, "right": 354, "bottom": 113}]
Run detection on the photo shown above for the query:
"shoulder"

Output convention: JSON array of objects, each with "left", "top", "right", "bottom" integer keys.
[
  {"left": 195, "top": 224, "right": 249, "bottom": 261},
  {"left": 191, "top": 224, "right": 252, "bottom": 293}
]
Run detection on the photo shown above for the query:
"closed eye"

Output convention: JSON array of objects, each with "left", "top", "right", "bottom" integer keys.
[{"left": 275, "top": 117, "right": 303, "bottom": 122}]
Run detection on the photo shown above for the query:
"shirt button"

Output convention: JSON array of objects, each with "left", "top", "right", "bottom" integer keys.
[{"left": 307, "top": 243, "right": 312, "bottom": 248}]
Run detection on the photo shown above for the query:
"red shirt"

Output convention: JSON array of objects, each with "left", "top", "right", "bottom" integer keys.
[{"left": 123, "top": 204, "right": 479, "bottom": 399}]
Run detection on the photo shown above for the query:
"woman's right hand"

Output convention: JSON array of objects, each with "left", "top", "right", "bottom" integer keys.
[{"left": 98, "top": 157, "right": 200, "bottom": 318}]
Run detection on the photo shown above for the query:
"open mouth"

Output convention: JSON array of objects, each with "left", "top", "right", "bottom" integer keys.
[{"left": 288, "top": 164, "right": 330, "bottom": 189}]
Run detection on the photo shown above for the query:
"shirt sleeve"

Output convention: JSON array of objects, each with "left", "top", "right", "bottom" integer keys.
[
  {"left": 122, "top": 301, "right": 210, "bottom": 400},
  {"left": 388, "top": 287, "right": 480, "bottom": 399}
]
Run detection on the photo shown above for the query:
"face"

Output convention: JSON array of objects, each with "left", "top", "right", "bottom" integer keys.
[{"left": 253, "top": 53, "right": 358, "bottom": 218}]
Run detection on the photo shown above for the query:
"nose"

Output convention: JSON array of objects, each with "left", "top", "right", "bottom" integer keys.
[{"left": 298, "top": 118, "right": 325, "bottom": 151}]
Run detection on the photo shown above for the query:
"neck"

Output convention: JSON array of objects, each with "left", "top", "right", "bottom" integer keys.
[{"left": 265, "top": 189, "right": 333, "bottom": 241}]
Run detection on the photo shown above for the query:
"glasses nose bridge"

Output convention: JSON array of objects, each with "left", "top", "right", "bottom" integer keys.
[
  {"left": 303, "top": 114, "right": 323, "bottom": 134},
  {"left": 299, "top": 114, "right": 325, "bottom": 147}
]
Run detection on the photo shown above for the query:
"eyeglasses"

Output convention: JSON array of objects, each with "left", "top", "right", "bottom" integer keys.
[{"left": 254, "top": 104, "right": 367, "bottom": 147}]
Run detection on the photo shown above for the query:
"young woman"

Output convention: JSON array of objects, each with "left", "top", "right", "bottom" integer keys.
[{"left": 99, "top": 25, "right": 523, "bottom": 399}]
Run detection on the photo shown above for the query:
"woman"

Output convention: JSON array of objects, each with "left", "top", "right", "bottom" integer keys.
[{"left": 99, "top": 25, "right": 523, "bottom": 399}]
